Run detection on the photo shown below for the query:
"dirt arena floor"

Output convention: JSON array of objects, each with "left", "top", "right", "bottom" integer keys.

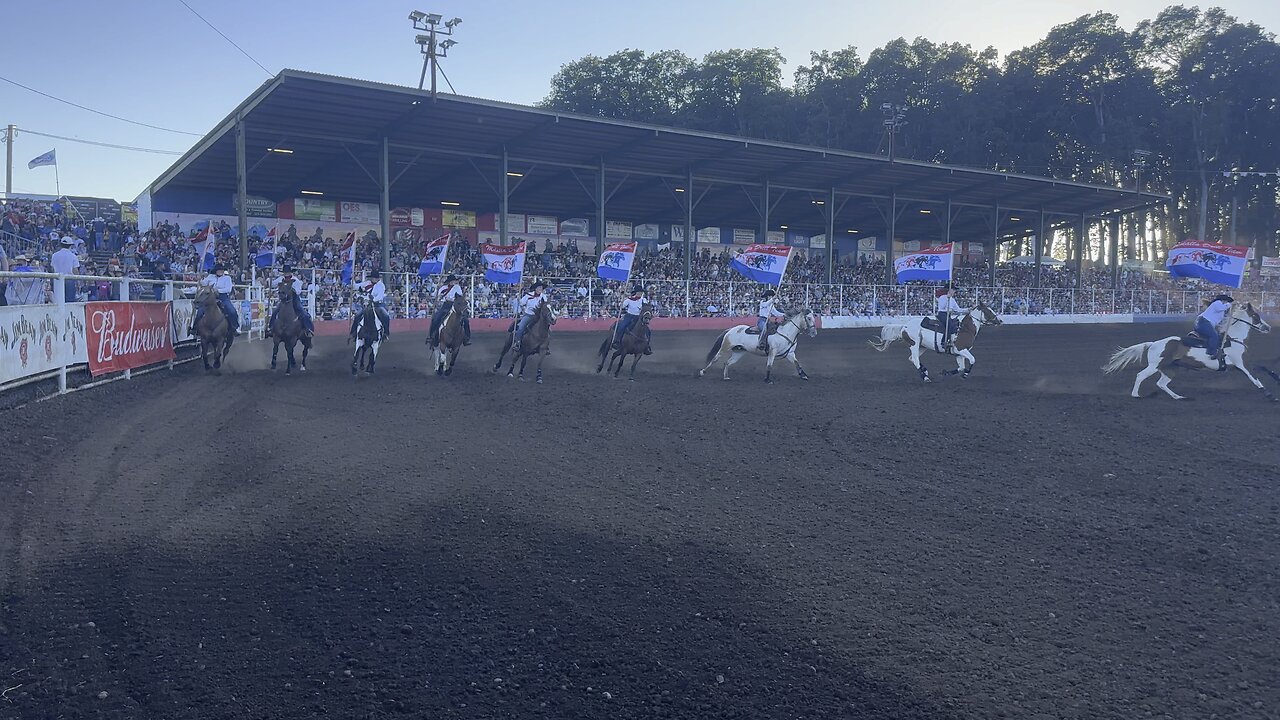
[{"left": 2, "top": 322, "right": 1279, "bottom": 720}]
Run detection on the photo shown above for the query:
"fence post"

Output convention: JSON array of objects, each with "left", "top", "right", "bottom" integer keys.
[
  {"left": 588, "top": 278, "right": 594, "bottom": 318},
  {"left": 871, "top": 286, "right": 877, "bottom": 316},
  {"left": 167, "top": 280, "right": 177, "bottom": 370},
  {"left": 119, "top": 277, "right": 131, "bottom": 380},
  {"left": 1047, "top": 288, "right": 1053, "bottom": 315},
  {"left": 728, "top": 282, "right": 734, "bottom": 318}
]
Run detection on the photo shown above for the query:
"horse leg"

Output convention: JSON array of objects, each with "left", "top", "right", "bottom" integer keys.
[
  {"left": 1155, "top": 371, "right": 1185, "bottom": 400},
  {"left": 699, "top": 337, "right": 728, "bottom": 378},
  {"left": 596, "top": 338, "right": 610, "bottom": 373},
  {"left": 201, "top": 339, "right": 211, "bottom": 372},
  {"left": 722, "top": 350, "right": 746, "bottom": 381},
  {"left": 284, "top": 340, "right": 296, "bottom": 375},
  {"left": 613, "top": 350, "right": 625, "bottom": 378},
  {"left": 1131, "top": 358, "right": 1161, "bottom": 398},
  {"left": 536, "top": 349, "right": 547, "bottom": 384},
  {"left": 300, "top": 340, "right": 309, "bottom": 372},
  {"left": 518, "top": 352, "right": 529, "bottom": 380},
  {"left": 367, "top": 342, "right": 378, "bottom": 374},
  {"left": 764, "top": 352, "right": 777, "bottom": 384},
  {"left": 909, "top": 341, "right": 928, "bottom": 382},
  {"left": 352, "top": 344, "right": 361, "bottom": 375},
  {"left": 628, "top": 353, "right": 641, "bottom": 381},
  {"left": 1227, "top": 353, "right": 1275, "bottom": 399},
  {"left": 271, "top": 339, "right": 280, "bottom": 370},
  {"left": 785, "top": 352, "right": 809, "bottom": 380}
]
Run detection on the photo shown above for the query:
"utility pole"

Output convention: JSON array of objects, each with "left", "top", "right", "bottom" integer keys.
[{"left": 4, "top": 124, "right": 14, "bottom": 195}]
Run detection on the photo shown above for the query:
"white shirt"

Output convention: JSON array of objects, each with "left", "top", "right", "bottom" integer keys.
[
  {"left": 361, "top": 280, "right": 387, "bottom": 302},
  {"left": 1199, "top": 300, "right": 1231, "bottom": 326},
  {"left": 621, "top": 296, "right": 645, "bottom": 315},
  {"left": 51, "top": 247, "right": 80, "bottom": 275},
  {"left": 758, "top": 298, "right": 780, "bottom": 318},
  {"left": 520, "top": 292, "right": 545, "bottom": 316},
  {"left": 212, "top": 275, "right": 233, "bottom": 293},
  {"left": 438, "top": 284, "right": 463, "bottom": 302},
  {"left": 936, "top": 295, "right": 963, "bottom": 313},
  {"left": 273, "top": 276, "right": 304, "bottom": 294}
]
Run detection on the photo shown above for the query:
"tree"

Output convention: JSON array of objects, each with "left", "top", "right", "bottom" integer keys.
[{"left": 543, "top": 49, "right": 694, "bottom": 124}]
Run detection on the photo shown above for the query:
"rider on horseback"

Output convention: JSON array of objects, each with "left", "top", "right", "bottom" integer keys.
[
  {"left": 1196, "top": 294, "right": 1234, "bottom": 371},
  {"left": 428, "top": 274, "right": 473, "bottom": 346},
  {"left": 267, "top": 265, "right": 314, "bottom": 338},
  {"left": 756, "top": 289, "right": 783, "bottom": 351},
  {"left": 350, "top": 270, "right": 391, "bottom": 341},
  {"left": 512, "top": 281, "right": 547, "bottom": 353},
  {"left": 191, "top": 264, "right": 240, "bottom": 336},
  {"left": 935, "top": 285, "right": 963, "bottom": 351},
  {"left": 612, "top": 284, "right": 653, "bottom": 355}
]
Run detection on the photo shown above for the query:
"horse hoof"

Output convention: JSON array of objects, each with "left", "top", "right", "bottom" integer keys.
[
  {"left": 507, "top": 372, "right": 514, "bottom": 378},
  {"left": 698, "top": 370, "right": 705, "bottom": 377},
  {"left": 537, "top": 378, "right": 543, "bottom": 384},
  {"left": 519, "top": 376, "right": 526, "bottom": 382},
  {"left": 285, "top": 369, "right": 292, "bottom": 376},
  {"left": 444, "top": 369, "right": 453, "bottom": 376},
  {"left": 300, "top": 365, "right": 307, "bottom": 372},
  {"left": 270, "top": 362, "right": 277, "bottom": 370},
  {"left": 798, "top": 374, "right": 809, "bottom": 381},
  {"left": 436, "top": 369, "right": 443, "bottom": 376}
]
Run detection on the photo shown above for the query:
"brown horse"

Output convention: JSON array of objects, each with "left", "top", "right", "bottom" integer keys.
[
  {"left": 270, "top": 284, "right": 311, "bottom": 375},
  {"left": 596, "top": 303, "right": 654, "bottom": 381},
  {"left": 193, "top": 286, "right": 234, "bottom": 372},
  {"left": 431, "top": 301, "right": 468, "bottom": 376},
  {"left": 491, "top": 301, "right": 557, "bottom": 384}
]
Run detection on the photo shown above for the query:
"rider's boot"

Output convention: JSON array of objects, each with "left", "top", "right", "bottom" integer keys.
[{"left": 1217, "top": 352, "right": 1228, "bottom": 371}]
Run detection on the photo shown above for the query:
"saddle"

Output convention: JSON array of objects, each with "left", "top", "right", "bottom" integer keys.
[
  {"left": 921, "top": 316, "right": 951, "bottom": 335},
  {"left": 745, "top": 320, "right": 780, "bottom": 336},
  {"left": 1180, "top": 331, "right": 1231, "bottom": 350}
]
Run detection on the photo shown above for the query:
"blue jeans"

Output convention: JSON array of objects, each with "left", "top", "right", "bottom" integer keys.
[
  {"left": 194, "top": 294, "right": 239, "bottom": 330},
  {"left": 270, "top": 295, "right": 313, "bottom": 334},
  {"left": 936, "top": 312, "right": 953, "bottom": 337},
  {"left": 615, "top": 313, "right": 638, "bottom": 344},
  {"left": 515, "top": 314, "right": 535, "bottom": 343},
  {"left": 1196, "top": 317, "right": 1222, "bottom": 356}
]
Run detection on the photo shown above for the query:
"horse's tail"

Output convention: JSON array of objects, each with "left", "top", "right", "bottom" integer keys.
[
  {"left": 1103, "top": 341, "right": 1154, "bottom": 374},
  {"left": 705, "top": 330, "right": 729, "bottom": 364},
  {"left": 868, "top": 324, "right": 905, "bottom": 352}
]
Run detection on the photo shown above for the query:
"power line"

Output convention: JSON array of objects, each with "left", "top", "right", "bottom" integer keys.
[
  {"left": 20, "top": 128, "right": 185, "bottom": 155},
  {"left": 176, "top": 0, "right": 273, "bottom": 76},
  {"left": 0, "top": 74, "right": 202, "bottom": 136}
]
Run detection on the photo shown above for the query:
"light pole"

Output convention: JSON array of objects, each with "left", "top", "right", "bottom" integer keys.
[
  {"left": 1132, "top": 149, "right": 1150, "bottom": 194},
  {"left": 880, "top": 103, "right": 907, "bottom": 162},
  {"left": 409, "top": 11, "right": 461, "bottom": 98}
]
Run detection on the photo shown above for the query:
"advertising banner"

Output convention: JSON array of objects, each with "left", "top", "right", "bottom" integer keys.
[
  {"left": 339, "top": 201, "right": 380, "bottom": 224},
  {"left": 506, "top": 213, "right": 527, "bottom": 233},
  {"left": 527, "top": 215, "right": 558, "bottom": 235},
  {"left": 121, "top": 202, "right": 138, "bottom": 224},
  {"left": 697, "top": 227, "right": 720, "bottom": 244},
  {"left": 234, "top": 194, "right": 277, "bottom": 218},
  {"left": 390, "top": 207, "right": 426, "bottom": 227},
  {"left": 634, "top": 223, "right": 660, "bottom": 240},
  {"left": 172, "top": 299, "right": 195, "bottom": 343},
  {"left": 1261, "top": 256, "right": 1280, "bottom": 276},
  {"left": 733, "top": 228, "right": 756, "bottom": 245},
  {"left": 559, "top": 218, "right": 589, "bottom": 237},
  {"left": 294, "top": 198, "right": 337, "bottom": 221},
  {"left": 605, "top": 220, "right": 633, "bottom": 240},
  {"left": 85, "top": 302, "right": 176, "bottom": 376},
  {"left": 0, "top": 304, "right": 88, "bottom": 385}
]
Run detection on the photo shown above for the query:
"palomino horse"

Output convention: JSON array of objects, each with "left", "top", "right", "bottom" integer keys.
[
  {"left": 492, "top": 301, "right": 557, "bottom": 383},
  {"left": 1103, "top": 301, "right": 1274, "bottom": 400},
  {"left": 869, "top": 303, "right": 1003, "bottom": 382},
  {"left": 699, "top": 308, "right": 818, "bottom": 383},
  {"left": 193, "top": 286, "right": 234, "bottom": 372},
  {"left": 596, "top": 303, "right": 653, "bottom": 381},
  {"left": 270, "top": 284, "right": 311, "bottom": 375},
  {"left": 351, "top": 300, "right": 384, "bottom": 376},
  {"left": 431, "top": 301, "right": 468, "bottom": 376}
]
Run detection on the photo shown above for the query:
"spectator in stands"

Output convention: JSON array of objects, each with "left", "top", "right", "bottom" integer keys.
[
  {"left": 5, "top": 254, "right": 44, "bottom": 305},
  {"left": 50, "top": 237, "right": 81, "bottom": 301}
]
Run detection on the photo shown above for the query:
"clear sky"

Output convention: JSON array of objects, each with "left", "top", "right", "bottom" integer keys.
[{"left": 2, "top": 0, "right": 1276, "bottom": 202}]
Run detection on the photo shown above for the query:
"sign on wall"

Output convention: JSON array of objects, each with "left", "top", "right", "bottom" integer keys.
[
  {"left": 527, "top": 215, "right": 558, "bottom": 235},
  {"left": 559, "top": 218, "right": 589, "bottom": 237},
  {"left": 634, "top": 223, "right": 660, "bottom": 240},
  {"left": 0, "top": 304, "right": 88, "bottom": 385},
  {"left": 733, "top": 228, "right": 756, "bottom": 245},
  {"left": 442, "top": 209, "right": 476, "bottom": 228},
  {"left": 605, "top": 220, "right": 633, "bottom": 240},
  {"left": 294, "top": 198, "right": 337, "bottom": 221},
  {"left": 234, "top": 194, "right": 277, "bottom": 218},
  {"left": 339, "top": 201, "right": 380, "bottom": 224},
  {"left": 697, "top": 227, "right": 720, "bottom": 244},
  {"left": 505, "top": 213, "right": 527, "bottom": 233},
  {"left": 84, "top": 302, "right": 175, "bottom": 377}
]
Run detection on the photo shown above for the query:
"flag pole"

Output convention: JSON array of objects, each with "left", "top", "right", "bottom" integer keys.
[{"left": 54, "top": 159, "right": 60, "bottom": 198}]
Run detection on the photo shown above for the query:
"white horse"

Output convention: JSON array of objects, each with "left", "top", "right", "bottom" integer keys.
[
  {"left": 868, "top": 303, "right": 1003, "bottom": 382},
  {"left": 699, "top": 309, "right": 818, "bottom": 383},
  {"left": 1103, "top": 301, "right": 1273, "bottom": 400}
]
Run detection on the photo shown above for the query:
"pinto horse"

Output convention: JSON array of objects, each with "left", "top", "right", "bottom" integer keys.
[
  {"left": 351, "top": 302, "right": 383, "bottom": 376},
  {"left": 596, "top": 303, "right": 653, "bottom": 381},
  {"left": 193, "top": 286, "right": 234, "bottom": 373},
  {"left": 492, "top": 301, "right": 557, "bottom": 383},
  {"left": 1103, "top": 301, "right": 1273, "bottom": 400},
  {"left": 869, "top": 303, "right": 1003, "bottom": 382},
  {"left": 270, "top": 284, "right": 311, "bottom": 375},
  {"left": 698, "top": 309, "right": 818, "bottom": 383},
  {"left": 431, "top": 301, "right": 468, "bottom": 376}
]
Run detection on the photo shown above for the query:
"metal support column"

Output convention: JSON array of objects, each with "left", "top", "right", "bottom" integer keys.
[
  {"left": 990, "top": 204, "right": 999, "bottom": 287},
  {"left": 1109, "top": 215, "right": 1121, "bottom": 289},
  {"left": 761, "top": 178, "right": 771, "bottom": 241},
  {"left": 1076, "top": 214, "right": 1086, "bottom": 290},
  {"left": 596, "top": 157, "right": 606, "bottom": 257},
  {"left": 944, "top": 197, "right": 952, "bottom": 247},
  {"left": 235, "top": 117, "right": 249, "bottom": 271},
  {"left": 499, "top": 148, "right": 510, "bottom": 246},
  {"left": 684, "top": 167, "right": 694, "bottom": 283},
  {"left": 885, "top": 194, "right": 897, "bottom": 286},
  {"left": 380, "top": 137, "right": 391, "bottom": 271},
  {"left": 4, "top": 124, "right": 14, "bottom": 195},
  {"left": 1034, "top": 210, "right": 1045, "bottom": 288},
  {"left": 826, "top": 187, "right": 836, "bottom": 283}
]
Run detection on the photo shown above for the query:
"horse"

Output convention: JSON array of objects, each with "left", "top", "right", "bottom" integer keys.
[
  {"left": 868, "top": 303, "right": 1003, "bottom": 382},
  {"left": 351, "top": 300, "right": 383, "bottom": 376},
  {"left": 698, "top": 308, "right": 818, "bottom": 383},
  {"left": 431, "top": 300, "right": 468, "bottom": 376},
  {"left": 596, "top": 303, "right": 654, "bottom": 381},
  {"left": 491, "top": 301, "right": 557, "bottom": 383},
  {"left": 193, "top": 285, "right": 234, "bottom": 373},
  {"left": 270, "top": 283, "right": 311, "bottom": 375},
  {"left": 1102, "top": 301, "right": 1274, "bottom": 400}
]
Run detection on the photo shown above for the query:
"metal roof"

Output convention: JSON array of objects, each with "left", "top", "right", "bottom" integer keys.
[{"left": 150, "top": 69, "right": 1169, "bottom": 241}]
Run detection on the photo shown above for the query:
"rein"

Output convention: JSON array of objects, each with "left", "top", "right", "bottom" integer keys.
[{"left": 769, "top": 314, "right": 808, "bottom": 358}]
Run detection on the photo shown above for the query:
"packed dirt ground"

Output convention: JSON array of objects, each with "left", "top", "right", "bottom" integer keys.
[{"left": 2, "top": 323, "right": 1278, "bottom": 719}]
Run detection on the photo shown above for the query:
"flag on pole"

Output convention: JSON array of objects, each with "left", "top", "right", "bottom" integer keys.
[
  {"left": 730, "top": 244, "right": 792, "bottom": 286},
  {"left": 252, "top": 225, "right": 276, "bottom": 267},
  {"left": 189, "top": 220, "right": 217, "bottom": 272},
  {"left": 1166, "top": 240, "right": 1248, "bottom": 288},
  {"left": 481, "top": 241, "right": 526, "bottom": 284},
  {"left": 339, "top": 231, "right": 357, "bottom": 285},
  {"left": 418, "top": 232, "right": 452, "bottom": 277},
  {"left": 596, "top": 241, "right": 637, "bottom": 282},
  {"left": 894, "top": 243, "right": 954, "bottom": 283},
  {"left": 27, "top": 150, "right": 56, "bottom": 170}
]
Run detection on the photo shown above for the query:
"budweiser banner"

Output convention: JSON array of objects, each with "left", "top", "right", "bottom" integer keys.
[
  {"left": 85, "top": 302, "right": 176, "bottom": 377},
  {"left": 0, "top": 304, "right": 88, "bottom": 385}
]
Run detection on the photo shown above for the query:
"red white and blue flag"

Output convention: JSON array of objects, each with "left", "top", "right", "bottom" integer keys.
[
  {"left": 253, "top": 225, "right": 277, "bottom": 268},
  {"left": 730, "top": 244, "right": 791, "bottom": 286},
  {"left": 596, "top": 241, "right": 636, "bottom": 282},
  {"left": 190, "top": 220, "right": 217, "bottom": 272},
  {"left": 482, "top": 242, "right": 526, "bottom": 284},
  {"left": 1166, "top": 240, "right": 1247, "bottom": 288},
  {"left": 339, "top": 231, "right": 356, "bottom": 286},
  {"left": 894, "top": 243, "right": 953, "bottom": 283},
  {"left": 418, "top": 232, "right": 452, "bottom": 277}
]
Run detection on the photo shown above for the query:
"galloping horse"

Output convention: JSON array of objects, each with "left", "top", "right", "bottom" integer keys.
[
  {"left": 351, "top": 299, "right": 384, "bottom": 376},
  {"left": 492, "top": 301, "right": 557, "bottom": 383},
  {"left": 1103, "top": 301, "right": 1273, "bottom": 400},
  {"left": 431, "top": 300, "right": 468, "bottom": 376},
  {"left": 193, "top": 286, "right": 234, "bottom": 373},
  {"left": 270, "top": 283, "right": 311, "bottom": 375},
  {"left": 596, "top": 303, "right": 653, "bottom": 381},
  {"left": 699, "top": 308, "right": 818, "bottom": 383},
  {"left": 869, "top": 303, "right": 1003, "bottom": 382}
]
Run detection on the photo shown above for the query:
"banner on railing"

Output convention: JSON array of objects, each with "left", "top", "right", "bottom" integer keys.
[
  {"left": 85, "top": 302, "right": 176, "bottom": 377},
  {"left": 0, "top": 304, "right": 88, "bottom": 385}
]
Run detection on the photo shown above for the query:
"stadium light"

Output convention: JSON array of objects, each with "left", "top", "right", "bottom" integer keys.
[
  {"left": 266, "top": 147, "right": 293, "bottom": 154},
  {"left": 674, "top": 187, "right": 685, "bottom": 192},
  {"left": 918, "top": 209, "right": 931, "bottom": 214},
  {"left": 411, "top": 9, "right": 461, "bottom": 97},
  {"left": 440, "top": 200, "right": 461, "bottom": 206},
  {"left": 506, "top": 172, "right": 523, "bottom": 177},
  {"left": 847, "top": 229, "right": 859, "bottom": 233},
  {"left": 880, "top": 103, "right": 907, "bottom": 162},
  {"left": 779, "top": 225, "right": 789, "bottom": 229},
  {"left": 300, "top": 190, "right": 323, "bottom": 195}
]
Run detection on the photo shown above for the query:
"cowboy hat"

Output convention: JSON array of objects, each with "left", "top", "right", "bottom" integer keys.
[
  {"left": 1213, "top": 294, "right": 1235, "bottom": 303},
  {"left": 281, "top": 264, "right": 295, "bottom": 274},
  {"left": 444, "top": 274, "right": 460, "bottom": 283},
  {"left": 530, "top": 281, "right": 547, "bottom": 291},
  {"left": 368, "top": 270, "right": 381, "bottom": 278}
]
